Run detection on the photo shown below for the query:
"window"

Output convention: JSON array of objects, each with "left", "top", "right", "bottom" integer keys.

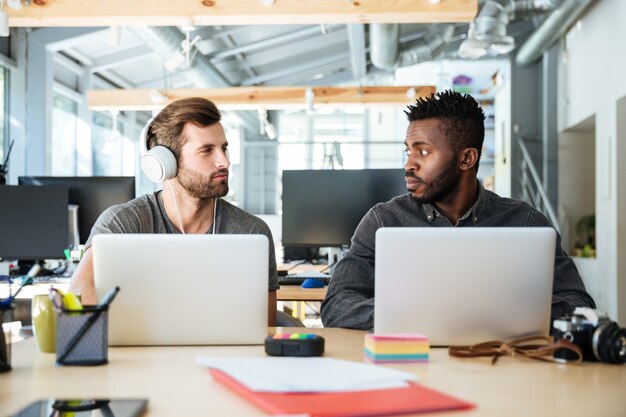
[
  {"left": 51, "top": 93, "right": 79, "bottom": 175},
  {"left": 276, "top": 107, "right": 406, "bottom": 214},
  {"left": 92, "top": 111, "right": 135, "bottom": 176},
  {"left": 277, "top": 107, "right": 405, "bottom": 172}
]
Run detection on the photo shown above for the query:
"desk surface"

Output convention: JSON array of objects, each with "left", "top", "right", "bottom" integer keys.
[
  {"left": 276, "top": 285, "right": 326, "bottom": 301},
  {"left": 2, "top": 327, "right": 625, "bottom": 417}
]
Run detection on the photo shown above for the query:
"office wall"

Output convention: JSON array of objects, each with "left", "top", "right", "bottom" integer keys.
[
  {"left": 559, "top": 0, "right": 626, "bottom": 322},
  {"left": 558, "top": 123, "right": 595, "bottom": 253}
]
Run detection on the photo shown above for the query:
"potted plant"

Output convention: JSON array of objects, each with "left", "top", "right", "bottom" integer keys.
[{"left": 573, "top": 214, "right": 596, "bottom": 257}]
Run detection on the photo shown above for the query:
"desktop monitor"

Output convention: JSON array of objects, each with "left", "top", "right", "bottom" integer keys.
[
  {"left": 281, "top": 169, "right": 406, "bottom": 248},
  {"left": 0, "top": 185, "right": 69, "bottom": 260},
  {"left": 18, "top": 176, "right": 135, "bottom": 244}
]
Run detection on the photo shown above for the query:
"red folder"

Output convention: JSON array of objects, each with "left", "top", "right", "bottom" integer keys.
[{"left": 210, "top": 369, "right": 474, "bottom": 417}]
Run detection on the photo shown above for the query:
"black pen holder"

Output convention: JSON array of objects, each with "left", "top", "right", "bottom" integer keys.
[
  {"left": 56, "top": 307, "right": 108, "bottom": 366},
  {"left": 0, "top": 307, "right": 13, "bottom": 373}
]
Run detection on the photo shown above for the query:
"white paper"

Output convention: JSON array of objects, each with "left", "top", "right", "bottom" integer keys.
[{"left": 196, "top": 357, "right": 417, "bottom": 393}]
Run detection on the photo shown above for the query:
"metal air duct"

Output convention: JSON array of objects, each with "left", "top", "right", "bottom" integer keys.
[
  {"left": 370, "top": 23, "right": 454, "bottom": 70},
  {"left": 515, "top": 0, "right": 592, "bottom": 66},
  {"left": 130, "top": 26, "right": 259, "bottom": 133}
]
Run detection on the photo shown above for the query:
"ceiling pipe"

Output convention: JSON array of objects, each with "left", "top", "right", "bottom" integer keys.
[
  {"left": 515, "top": 0, "right": 592, "bottom": 66},
  {"left": 129, "top": 26, "right": 259, "bottom": 133},
  {"left": 370, "top": 23, "right": 454, "bottom": 71},
  {"left": 369, "top": 24, "right": 399, "bottom": 71},
  {"left": 397, "top": 25, "right": 455, "bottom": 67},
  {"left": 346, "top": 24, "right": 367, "bottom": 82}
]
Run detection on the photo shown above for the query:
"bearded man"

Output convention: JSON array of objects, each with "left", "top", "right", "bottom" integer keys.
[
  {"left": 320, "top": 91, "right": 595, "bottom": 330},
  {"left": 70, "top": 98, "right": 278, "bottom": 324}
]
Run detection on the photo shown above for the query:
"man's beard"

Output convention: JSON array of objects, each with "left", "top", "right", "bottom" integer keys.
[
  {"left": 177, "top": 164, "right": 229, "bottom": 199},
  {"left": 407, "top": 156, "right": 461, "bottom": 205}
]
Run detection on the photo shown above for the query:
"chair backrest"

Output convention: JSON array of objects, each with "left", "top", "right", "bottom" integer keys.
[{"left": 276, "top": 310, "right": 305, "bottom": 327}]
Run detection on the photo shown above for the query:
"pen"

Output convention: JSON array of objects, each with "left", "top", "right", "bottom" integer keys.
[
  {"left": 0, "top": 276, "right": 33, "bottom": 309},
  {"left": 57, "top": 286, "right": 120, "bottom": 364}
]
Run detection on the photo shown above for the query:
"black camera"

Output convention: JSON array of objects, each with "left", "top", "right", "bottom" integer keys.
[{"left": 552, "top": 307, "right": 626, "bottom": 364}]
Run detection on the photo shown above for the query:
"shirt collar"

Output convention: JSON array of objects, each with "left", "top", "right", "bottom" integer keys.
[{"left": 421, "top": 180, "right": 488, "bottom": 224}]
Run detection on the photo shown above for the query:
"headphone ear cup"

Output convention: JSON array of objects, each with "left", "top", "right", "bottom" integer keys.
[{"left": 141, "top": 145, "right": 177, "bottom": 183}]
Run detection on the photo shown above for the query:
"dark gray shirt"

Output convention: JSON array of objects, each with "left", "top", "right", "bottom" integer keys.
[
  {"left": 86, "top": 192, "right": 279, "bottom": 291},
  {"left": 321, "top": 183, "right": 595, "bottom": 329}
]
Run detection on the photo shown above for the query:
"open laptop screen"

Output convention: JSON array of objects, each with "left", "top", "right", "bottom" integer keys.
[
  {"left": 93, "top": 234, "right": 268, "bottom": 346},
  {"left": 374, "top": 227, "right": 556, "bottom": 346}
]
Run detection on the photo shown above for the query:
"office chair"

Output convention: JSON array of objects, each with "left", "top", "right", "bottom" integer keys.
[{"left": 276, "top": 310, "right": 305, "bottom": 327}]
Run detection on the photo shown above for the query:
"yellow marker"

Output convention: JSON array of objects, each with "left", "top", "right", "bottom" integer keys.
[{"left": 62, "top": 291, "right": 83, "bottom": 311}]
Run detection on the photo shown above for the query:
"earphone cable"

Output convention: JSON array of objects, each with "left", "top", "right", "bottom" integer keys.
[
  {"left": 211, "top": 197, "right": 217, "bottom": 235},
  {"left": 166, "top": 180, "right": 185, "bottom": 235}
]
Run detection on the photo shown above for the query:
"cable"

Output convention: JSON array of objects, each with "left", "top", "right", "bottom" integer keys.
[
  {"left": 211, "top": 197, "right": 217, "bottom": 234},
  {"left": 167, "top": 181, "right": 217, "bottom": 235},
  {"left": 286, "top": 259, "right": 308, "bottom": 272},
  {"left": 166, "top": 180, "right": 185, "bottom": 235}
]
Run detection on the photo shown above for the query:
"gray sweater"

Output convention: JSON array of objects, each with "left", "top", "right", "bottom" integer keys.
[{"left": 86, "top": 191, "right": 278, "bottom": 291}]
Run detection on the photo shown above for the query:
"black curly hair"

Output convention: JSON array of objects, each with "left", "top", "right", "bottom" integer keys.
[{"left": 405, "top": 90, "right": 486, "bottom": 170}]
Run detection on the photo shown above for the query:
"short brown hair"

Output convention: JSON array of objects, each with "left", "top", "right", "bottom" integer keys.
[{"left": 146, "top": 97, "right": 221, "bottom": 159}]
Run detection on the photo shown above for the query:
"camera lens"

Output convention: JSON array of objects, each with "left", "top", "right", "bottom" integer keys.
[{"left": 593, "top": 323, "right": 626, "bottom": 364}]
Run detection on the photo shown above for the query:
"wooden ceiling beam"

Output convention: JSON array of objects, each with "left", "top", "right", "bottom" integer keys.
[
  {"left": 86, "top": 86, "right": 436, "bottom": 111},
  {"left": 8, "top": 0, "right": 477, "bottom": 27}
]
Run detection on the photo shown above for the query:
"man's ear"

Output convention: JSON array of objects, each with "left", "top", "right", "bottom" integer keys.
[{"left": 458, "top": 148, "right": 479, "bottom": 172}]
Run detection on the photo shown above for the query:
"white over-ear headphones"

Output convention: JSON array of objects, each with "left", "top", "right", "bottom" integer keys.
[{"left": 139, "top": 117, "right": 178, "bottom": 183}]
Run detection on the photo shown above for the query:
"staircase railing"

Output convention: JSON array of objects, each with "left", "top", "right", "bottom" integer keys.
[{"left": 516, "top": 137, "right": 560, "bottom": 233}]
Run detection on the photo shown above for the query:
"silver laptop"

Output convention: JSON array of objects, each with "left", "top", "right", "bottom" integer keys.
[
  {"left": 93, "top": 234, "right": 268, "bottom": 346},
  {"left": 374, "top": 227, "right": 556, "bottom": 346}
]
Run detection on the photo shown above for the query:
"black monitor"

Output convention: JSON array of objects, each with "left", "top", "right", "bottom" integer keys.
[
  {"left": 18, "top": 176, "right": 135, "bottom": 244},
  {"left": 282, "top": 169, "right": 407, "bottom": 248},
  {"left": 0, "top": 185, "right": 69, "bottom": 260}
]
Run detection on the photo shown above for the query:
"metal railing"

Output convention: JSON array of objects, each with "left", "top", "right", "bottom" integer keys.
[{"left": 516, "top": 137, "right": 560, "bottom": 232}]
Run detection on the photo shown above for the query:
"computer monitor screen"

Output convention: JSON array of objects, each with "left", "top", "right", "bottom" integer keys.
[
  {"left": 0, "top": 185, "right": 69, "bottom": 260},
  {"left": 18, "top": 176, "right": 135, "bottom": 244},
  {"left": 282, "top": 169, "right": 407, "bottom": 247}
]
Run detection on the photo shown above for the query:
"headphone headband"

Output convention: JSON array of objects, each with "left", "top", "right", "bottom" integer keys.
[{"left": 139, "top": 117, "right": 154, "bottom": 156}]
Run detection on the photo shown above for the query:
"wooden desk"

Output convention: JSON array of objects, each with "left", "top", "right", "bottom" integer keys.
[
  {"left": 276, "top": 286, "right": 326, "bottom": 323},
  {"left": 276, "top": 285, "right": 326, "bottom": 301},
  {"left": 1, "top": 327, "right": 625, "bottom": 416}
]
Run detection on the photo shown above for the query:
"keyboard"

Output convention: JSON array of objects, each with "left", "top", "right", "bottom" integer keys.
[
  {"left": 278, "top": 271, "right": 331, "bottom": 286},
  {"left": 31, "top": 275, "right": 71, "bottom": 284}
]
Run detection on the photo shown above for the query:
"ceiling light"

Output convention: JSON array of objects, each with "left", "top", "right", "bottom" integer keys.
[
  {"left": 109, "top": 26, "right": 121, "bottom": 47},
  {"left": 458, "top": 23, "right": 488, "bottom": 60},
  {"left": 305, "top": 87, "right": 315, "bottom": 115},
  {"left": 257, "top": 108, "right": 277, "bottom": 139},
  {"left": 459, "top": 38, "right": 488, "bottom": 59},
  {"left": 260, "top": 0, "right": 275, "bottom": 5},
  {"left": 406, "top": 87, "right": 416, "bottom": 102},
  {"left": 264, "top": 122, "right": 278, "bottom": 140},
  {"left": 484, "top": 36, "right": 515, "bottom": 55}
]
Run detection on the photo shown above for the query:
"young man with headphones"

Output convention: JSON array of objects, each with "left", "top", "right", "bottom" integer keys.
[{"left": 70, "top": 97, "right": 278, "bottom": 325}]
